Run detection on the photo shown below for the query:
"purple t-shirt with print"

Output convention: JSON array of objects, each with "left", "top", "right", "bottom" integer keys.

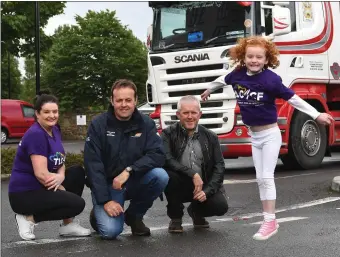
[
  {"left": 8, "top": 122, "right": 65, "bottom": 193},
  {"left": 225, "top": 67, "right": 295, "bottom": 126}
]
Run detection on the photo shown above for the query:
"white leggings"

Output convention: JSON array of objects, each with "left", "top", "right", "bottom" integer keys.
[{"left": 250, "top": 126, "right": 282, "bottom": 201}]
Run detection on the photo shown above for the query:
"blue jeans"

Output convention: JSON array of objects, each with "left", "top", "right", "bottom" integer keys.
[{"left": 91, "top": 168, "right": 169, "bottom": 239}]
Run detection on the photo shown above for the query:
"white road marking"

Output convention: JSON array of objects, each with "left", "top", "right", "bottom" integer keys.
[
  {"left": 3, "top": 196, "right": 339, "bottom": 250},
  {"left": 336, "top": 208, "right": 340, "bottom": 210},
  {"left": 215, "top": 196, "right": 340, "bottom": 221},
  {"left": 3, "top": 237, "right": 86, "bottom": 248},
  {"left": 223, "top": 179, "right": 258, "bottom": 184},
  {"left": 123, "top": 223, "right": 193, "bottom": 234},
  {"left": 246, "top": 217, "right": 309, "bottom": 225},
  {"left": 224, "top": 172, "right": 319, "bottom": 184},
  {"left": 67, "top": 249, "right": 91, "bottom": 254}
]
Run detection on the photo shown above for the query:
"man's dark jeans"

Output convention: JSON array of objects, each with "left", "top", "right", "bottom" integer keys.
[{"left": 164, "top": 169, "right": 228, "bottom": 219}]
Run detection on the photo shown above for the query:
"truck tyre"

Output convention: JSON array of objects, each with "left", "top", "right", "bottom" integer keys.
[
  {"left": 1, "top": 127, "right": 8, "bottom": 144},
  {"left": 281, "top": 111, "right": 327, "bottom": 170}
]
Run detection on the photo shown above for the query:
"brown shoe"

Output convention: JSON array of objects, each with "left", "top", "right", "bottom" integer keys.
[
  {"left": 168, "top": 219, "right": 183, "bottom": 233},
  {"left": 187, "top": 205, "right": 210, "bottom": 228}
]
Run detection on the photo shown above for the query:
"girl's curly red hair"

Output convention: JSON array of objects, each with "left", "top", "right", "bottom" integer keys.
[{"left": 229, "top": 36, "right": 280, "bottom": 69}]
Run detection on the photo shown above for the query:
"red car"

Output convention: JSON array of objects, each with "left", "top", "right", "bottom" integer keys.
[{"left": 1, "top": 99, "right": 35, "bottom": 144}]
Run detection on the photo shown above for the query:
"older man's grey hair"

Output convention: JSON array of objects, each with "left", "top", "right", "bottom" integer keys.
[{"left": 177, "top": 95, "right": 201, "bottom": 112}]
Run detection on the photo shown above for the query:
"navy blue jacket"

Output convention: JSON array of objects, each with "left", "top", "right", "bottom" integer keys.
[{"left": 84, "top": 106, "right": 165, "bottom": 204}]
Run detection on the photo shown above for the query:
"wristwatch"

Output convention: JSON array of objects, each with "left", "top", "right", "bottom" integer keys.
[{"left": 126, "top": 166, "right": 133, "bottom": 174}]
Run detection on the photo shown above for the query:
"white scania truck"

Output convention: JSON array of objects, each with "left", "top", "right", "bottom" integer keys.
[{"left": 146, "top": 1, "right": 340, "bottom": 170}]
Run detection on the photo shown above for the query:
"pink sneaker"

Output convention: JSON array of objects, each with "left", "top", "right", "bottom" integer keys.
[{"left": 253, "top": 220, "right": 279, "bottom": 240}]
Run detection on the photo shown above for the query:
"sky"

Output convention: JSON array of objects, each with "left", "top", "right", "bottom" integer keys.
[{"left": 18, "top": 1, "right": 153, "bottom": 77}]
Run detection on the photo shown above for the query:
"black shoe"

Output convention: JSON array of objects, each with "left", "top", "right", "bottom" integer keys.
[
  {"left": 168, "top": 219, "right": 183, "bottom": 233},
  {"left": 187, "top": 205, "right": 210, "bottom": 228},
  {"left": 125, "top": 214, "right": 151, "bottom": 236}
]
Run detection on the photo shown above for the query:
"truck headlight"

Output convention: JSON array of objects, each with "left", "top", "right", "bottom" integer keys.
[{"left": 236, "top": 114, "right": 244, "bottom": 126}]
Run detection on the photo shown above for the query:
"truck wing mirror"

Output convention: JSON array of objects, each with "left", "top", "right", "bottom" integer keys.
[
  {"left": 272, "top": 5, "right": 291, "bottom": 36},
  {"left": 146, "top": 24, "right": 153, "bottom": 50}
]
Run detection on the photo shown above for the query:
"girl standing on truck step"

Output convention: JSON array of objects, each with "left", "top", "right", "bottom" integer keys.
[
  {"left": 201, "top": 36, "right": 334, "bottom": 240},
  {"left": 8, "top": 93, "right": 91, "bottom": 241}
]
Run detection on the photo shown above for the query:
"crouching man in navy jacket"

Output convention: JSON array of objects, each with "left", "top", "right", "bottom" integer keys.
[{"left": 84, "top": 79, "right": 168, "bottom": 239}]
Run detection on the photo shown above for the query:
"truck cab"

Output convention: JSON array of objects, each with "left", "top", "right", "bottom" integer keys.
[{"left": 146, "top": 1, "right": 340, "bottom": 170}]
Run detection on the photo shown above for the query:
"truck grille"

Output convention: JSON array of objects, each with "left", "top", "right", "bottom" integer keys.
[
  {"left": 164, "top": 120, "right": 223, "bottom": 129},
  {"left": 168, "top": 76, "right": 218, "bottom": 86},
  {"left": 166, "top": 64, "right": 223, "bottom": 74},
  {"left": 203, "top": 124, "right": 223, "bottom": 129},
  {"left": 171, "top": 101, "right": 223, "bottom": 109},
  {"left": 170, "top": 113, "right": 223, "bottom": 120},
  {"left": 159, "top": 60, "right": 233, "bottom": 135},
  {"left": 168, "top": 88, "right": 223, "bottom": 97},
  {"left": 166, "top": 113, "right": 224, "bottom": 130}
]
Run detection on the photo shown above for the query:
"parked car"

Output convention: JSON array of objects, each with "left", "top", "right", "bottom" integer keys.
[
  {"left": 1, "top": 99, "right": 35, "bottom": 144},
  {"left": 137, "top": 102, "right": 155, "bottom": 116}
]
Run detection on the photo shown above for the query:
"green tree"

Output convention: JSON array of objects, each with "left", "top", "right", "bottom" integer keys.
[
  {"left": 1, "top": 53, "right": 22, "bottom": 99},
  {"left": 1, "top": 1, "right": 66, "bottom": 57},
  {"left": 43, "top": 10, "right": 148, "bottom": 111},
  {"left": 20, "top": 57, "right": 39, "bottom": 103}
]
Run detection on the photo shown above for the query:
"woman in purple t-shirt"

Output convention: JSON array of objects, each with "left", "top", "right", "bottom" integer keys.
[
  {"left": 201, "top": 36, "right": 334, "bottom": 241},
  {"left": 8, "top": 94, "right": 91, "bottom": 240}
]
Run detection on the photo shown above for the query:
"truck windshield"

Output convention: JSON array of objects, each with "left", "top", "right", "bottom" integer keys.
[{"left": 151, "top": 1, "right": 248, "bottom": 52}]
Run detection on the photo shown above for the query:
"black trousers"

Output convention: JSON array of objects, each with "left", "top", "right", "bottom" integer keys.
[
  {"left": 164, "top": 169, "right": 229, "bottom": 219},
  {"left": 9, "top": 165, "right": 86, "bottom": 223}
]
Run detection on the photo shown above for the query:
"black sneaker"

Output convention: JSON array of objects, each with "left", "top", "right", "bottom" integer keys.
[
  {"left": 168, "top": 219, "right": 183, "bottom": 233},
  {"left": 125, "top": 214, "right": 151, "bottom": 236},
  {"left": 187, "top": 205, "right": 210, "bottom": 228}
]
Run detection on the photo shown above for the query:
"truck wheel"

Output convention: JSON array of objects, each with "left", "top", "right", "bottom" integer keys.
[
  {"left": 1, "top": 128, "right": 8, "bottom": 144},
  {"left": 281, "top": 111, "right": 327, "bottom": 170}
]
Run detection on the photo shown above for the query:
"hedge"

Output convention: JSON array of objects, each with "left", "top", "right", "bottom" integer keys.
[
  {"left": 1, "top": 148, "right": 17, "bottom": 175},
  {"left": 1, "top": 148, "right": 84, "bottom": 175}
]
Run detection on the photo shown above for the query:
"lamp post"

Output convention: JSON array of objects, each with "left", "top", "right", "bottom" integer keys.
[
  {"left": 35, "top": 1, "right": 40, "bottom": 95},
  {"left": 1, "top": 41, "right": 11, "bottom": 99},
  {"left": 8, "top": 51, "right": 11, "bottom": 99}
]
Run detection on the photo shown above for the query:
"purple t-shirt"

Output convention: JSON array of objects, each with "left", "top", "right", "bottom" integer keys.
[
  {"left": 225, "top": 67, "right": 295, "bottom": 126},
  {"left": 8, "top": 122, "right": 65, "bottom": 193}
]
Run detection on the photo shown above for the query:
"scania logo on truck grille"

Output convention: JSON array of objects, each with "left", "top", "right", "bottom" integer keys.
[{"left": 174, "top": 53, "right": 210, "bottom": 63}]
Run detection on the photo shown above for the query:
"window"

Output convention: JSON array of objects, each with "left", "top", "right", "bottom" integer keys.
[
  {"left": 22, "top": 105, "right": 35, "bottom": 118},
  {"left": 160, "top": 8, "right": 186, "bottom": 39},
  {"left": 151, "top": 1, "right": 247, "bottom": 51}
]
